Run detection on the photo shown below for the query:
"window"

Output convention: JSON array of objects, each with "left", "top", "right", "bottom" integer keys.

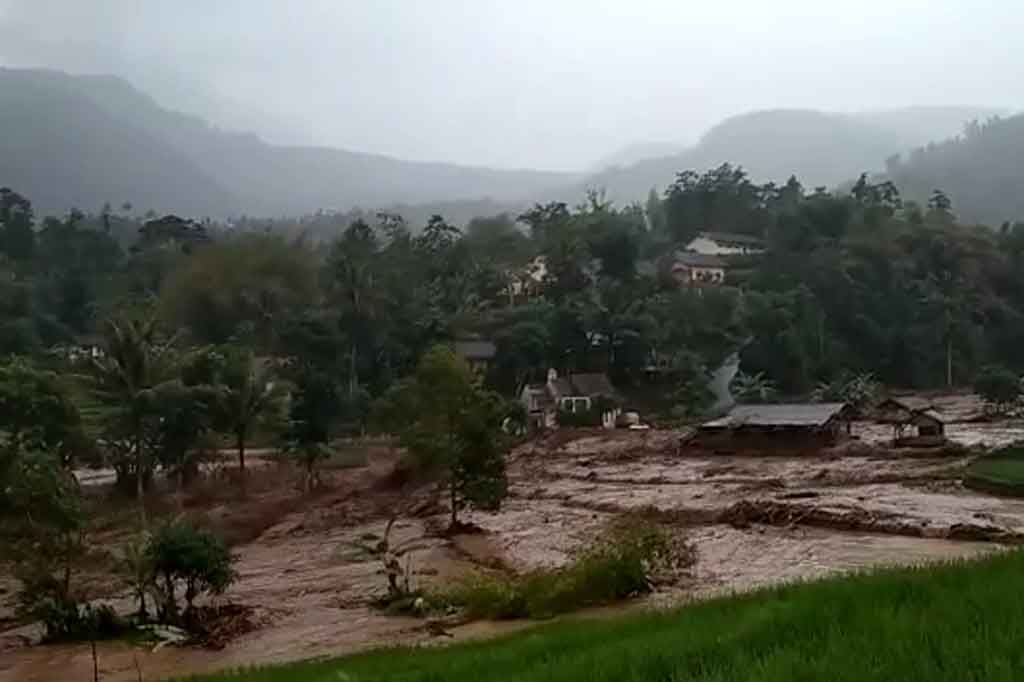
[{"left": 559, "top": 397, "right": 591, "bottom": 413}]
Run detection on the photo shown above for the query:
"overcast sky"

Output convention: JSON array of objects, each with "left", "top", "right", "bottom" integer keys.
[{"left": 0, "top": 0, "right": 1021, "bottom": 171}]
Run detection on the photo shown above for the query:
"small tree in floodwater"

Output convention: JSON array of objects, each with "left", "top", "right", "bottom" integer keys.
[
  {"left": 284, "top": 365, "right": 340, "bottom": 493},
  {"left": 375, "top": 346, "right": 509, "bottom": 529},
  {"left": 145, "top": 520, "right": 235, "bottom": 628},
  {"left": 210, "top": 346, "right": 288, "bottom": 477},
  {"left": 975, "top": 365, "right": 1022, "bottom": 416}
]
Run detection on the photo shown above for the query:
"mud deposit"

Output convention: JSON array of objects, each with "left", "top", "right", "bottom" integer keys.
[{"left": 4, "top": 415, "right": 1023, "bottom": 681}]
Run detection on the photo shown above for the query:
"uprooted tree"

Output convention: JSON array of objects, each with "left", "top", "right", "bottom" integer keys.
[{"left": 375, "top": 345, "right": 510, "bottom": 529}]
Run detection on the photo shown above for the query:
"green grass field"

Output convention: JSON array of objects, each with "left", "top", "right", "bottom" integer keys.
[
  {"left": 964, "top": 445, "right": 1024, "bottom": 495},
  {"left": 181, "top": 549, "right": 1024, "bottom": 682}
]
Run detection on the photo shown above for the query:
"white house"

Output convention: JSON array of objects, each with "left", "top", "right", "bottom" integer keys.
[
  {"left": 670, "top": 251, "right": 726, "bottom": 286},
  {"left": 686, "top": 231, "right": 765, "bottom": 256}
]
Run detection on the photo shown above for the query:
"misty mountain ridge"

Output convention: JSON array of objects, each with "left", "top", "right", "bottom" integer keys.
[
  {"left": 0, "top": 68, "right": 1011, "bottom": 225},
  {"left": 579, "top": 107, "right": 1005, "bottom": 206},
  {"left": 0, "top": 68, "right": 578, "bottom": 220}
]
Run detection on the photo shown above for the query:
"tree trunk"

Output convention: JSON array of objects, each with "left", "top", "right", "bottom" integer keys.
[
  {"left": 237, "top": 431, "right": 246, "bottom": 474},
  {"left": 349, "top": 342, "right": 358, "bottom": 401},
  {"left": 62, "top": 541, "right": 72, "bottom": 598},
  {"left": 450, "top": 479, "right": 458, "bottom": 529},
  {"left": 135, "top": 437, "right": 147, "bottom": 527},
  {"left": 946, "top": 337, "right": 954, "bottom": 388},
  {"left": 175, "top": 462, "right": 185, "bottom": 512},
  {"left": 304, "top": 456, "right": 315, "bottom": 494}
]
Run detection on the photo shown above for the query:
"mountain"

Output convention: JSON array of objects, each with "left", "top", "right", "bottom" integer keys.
[
  {"left": 0, "top": 68, "right": 578, "bottom": 219},
  {"left": 576, "top": 107, "right": 1004, "bottom": 205},
  {"left": 589, "top": 141, "right": 689, "bottom": 172},
  {"left": 885, "top": 113, "right": 1024, "bottom": 226}
]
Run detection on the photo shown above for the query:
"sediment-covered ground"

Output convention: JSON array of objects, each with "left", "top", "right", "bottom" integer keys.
[{"left": 4, "top": 399, "right": 1024, "bottom": 681}]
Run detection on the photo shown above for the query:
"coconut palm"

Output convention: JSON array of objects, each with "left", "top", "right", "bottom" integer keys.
[{"left": 90, "top": 314, "right": 175, "bottom": 522}]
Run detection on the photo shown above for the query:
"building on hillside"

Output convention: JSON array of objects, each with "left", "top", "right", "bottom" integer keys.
[
  {"left": 138, "top": 214, "right": 210, "bottom": 251},
  {"left": 521, "top": 369, "right": 620, "bottom": 429},
  {"left": 506, "top": 256, "right": 548, "bottom": 301},
  {"left": 669, "top": 251, "right": 727, "bottom": 286},
  {"left": 686, "top": 231, "right": 765, "bottom": 256},
  {"left": 693, "top": 402, "right": 852, "bottom": 449},
  {"left": 875, "top": 397, "right": 948, "bottom": 447},
  {"left": 453, "top": 338, "right": 497, "bottom": 374}
]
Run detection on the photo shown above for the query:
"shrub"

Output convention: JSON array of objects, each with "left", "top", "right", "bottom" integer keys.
[
  {"left": 146, "top": 520, "right": 236, "bottom": 628},
  {"left": 439, "top": 522, "right": 674, "bottom": 620},
  {"left": 14, "top": 569, "right": 86, "bottom": 641},
  {"left": 812, "top": 371, "right": 881, "bottom": 411},
  {"left": 975, "top": 366, "right": 1021, "bottom": 415}
]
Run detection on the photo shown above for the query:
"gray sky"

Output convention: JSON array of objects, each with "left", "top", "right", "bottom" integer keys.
[{"left": 1, "top": 0, "right": 1021, "bottom": 171}]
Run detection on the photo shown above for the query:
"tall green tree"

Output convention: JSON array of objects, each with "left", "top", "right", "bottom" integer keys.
[
  {"left": 327, "top": 220, "right": 386, "bottom": 401},
  {"left": 210, "top": 347, "right": 288, "bottom": 475},
  {"left": 0, "top": 187, "right": 36, "bottom": 262},
  {"left": 376, "top": 346, "right": 508, "bottom": 528},
  {"left": 0, "top": 357, "right": 85, "bottom": 464}
]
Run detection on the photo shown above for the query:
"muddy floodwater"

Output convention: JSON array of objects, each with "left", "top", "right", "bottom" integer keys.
[{"left": 4, "top": 408, "right": 1023, "bottom": 681}]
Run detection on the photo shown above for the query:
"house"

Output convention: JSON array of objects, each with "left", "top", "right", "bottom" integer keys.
[
  {"left": 521, "top": 369, "right": 620, "bottom": 428},
  {"left": 506, "top": 256, "right": 548, "bottom": 301},
  {"left": 875, "top": 396, "right": 934, "bottom": 421},
  {"left": 669, "top": 251, "right": 727, "bottom": 286},
  {"left": 686, "top": 231, "right": 765, "bottom": 256},
  {"left": 875, "top": 397, "right": 948, "bottom": 447},
  {"left": 898, "top": 410, "right": 948, "bottom": 447},
  {"left": 453, "top": 338, "right": 497, "bottom": 374},
  {"left": 694, "top": 402, "right": 852, "bottom": 449}
]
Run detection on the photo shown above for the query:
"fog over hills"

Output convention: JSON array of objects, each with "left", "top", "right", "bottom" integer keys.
[
  {"left": 0, "top": 68, "right": 578, "bottom": 219},
  {"left": 0, "top": 67, "right": 1010, "bottom": 224}
]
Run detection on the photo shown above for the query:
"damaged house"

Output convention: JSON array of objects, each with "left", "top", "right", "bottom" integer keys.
[
  {"left": 875, "top": 397, "right": 948, "bottom": 447},
  {"left": 521, "top": 369, "right": 620, "bottom": 429},
  {"left": 694, "top": 402, "right": 853, "bottom": 449}
]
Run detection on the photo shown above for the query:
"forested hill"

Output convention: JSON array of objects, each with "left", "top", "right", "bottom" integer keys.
[
  {"left": 578, "top": 108, "right": 1002, "bottom": 204},
  {"left": 885, "top": 114, "right": 1024, "bottom": 226},
  {"left": 0, "top": 68, "right": 577, "bottom": 218}
]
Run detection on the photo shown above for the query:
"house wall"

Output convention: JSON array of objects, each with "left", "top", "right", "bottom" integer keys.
[
  {"left": 692, "top": 423, "right": 846, "bottom": 450},
  {"left": 672, "top": 264, "right": 725, "bottom": 285}
]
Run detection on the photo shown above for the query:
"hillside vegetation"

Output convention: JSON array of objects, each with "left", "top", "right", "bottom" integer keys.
[
  {"left": 183, "top": 550, "right": 1024, "bottom": 682},
  {"left": 886, "top": 113, "right": 1024, "bottom": 226},
  {"left": 581, "top": 107, "right": 1001, "bottom": 204}
]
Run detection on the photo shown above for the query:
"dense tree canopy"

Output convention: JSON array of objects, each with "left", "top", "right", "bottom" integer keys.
[{"left": 4, "top": 160, "right": 1024, "bottom": 438}]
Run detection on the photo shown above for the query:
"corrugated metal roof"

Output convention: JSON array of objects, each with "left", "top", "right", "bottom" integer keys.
[
  {"left": 673, "top": 251, "right": 726, "bottom": 268},
  {"left": 880, "top": 396, "right": 934, "bottom": 412},
  {"left": 915, "top": 409, "right": 949, "bottom": 425},
  {"left": 702, "top": 403, "right": 848, "bottom": 428},
  {"left": 699, "top": 231, "right": 765, "bottom": 247},
  {"left": 570, "top": 373, "right": 617, "bottom": 397}
]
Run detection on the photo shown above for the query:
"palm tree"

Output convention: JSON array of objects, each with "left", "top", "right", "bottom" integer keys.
[
  {"left": 91, "top": 315, "right": 174, "bottom": 524},
  {"left": 214, "top": 348, "right": 288, "bottom": 476},
  {"left": 731, "top": 371, "right": 778, "bottom": 404}
]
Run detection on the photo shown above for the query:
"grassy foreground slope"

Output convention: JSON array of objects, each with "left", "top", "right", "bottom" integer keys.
[{"left": 185, "top": 550, "right": 1024, "bottom": 682}]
